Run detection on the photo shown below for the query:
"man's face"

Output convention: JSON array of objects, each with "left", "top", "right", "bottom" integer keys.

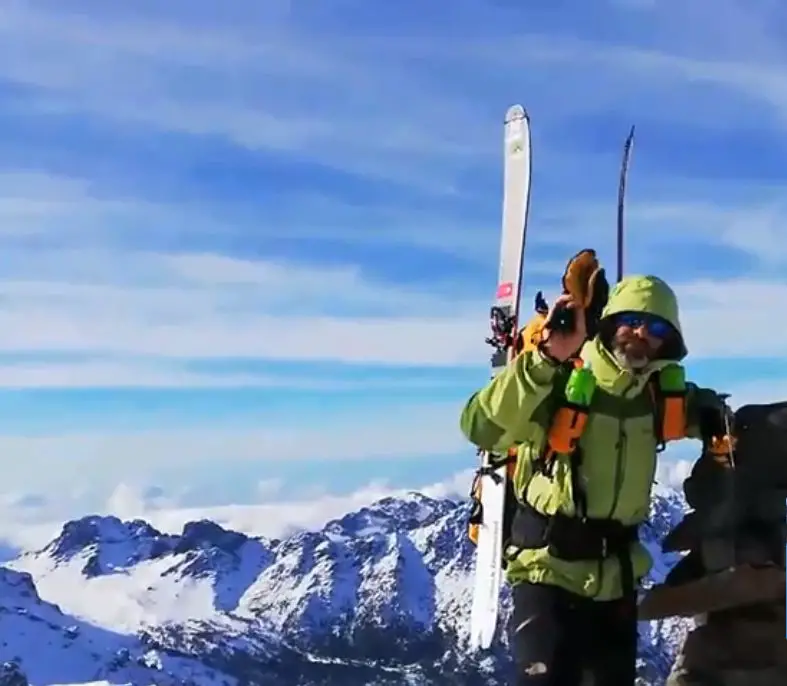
[{"left": 611, "top": 313, "right": 670, "bottom": 370}]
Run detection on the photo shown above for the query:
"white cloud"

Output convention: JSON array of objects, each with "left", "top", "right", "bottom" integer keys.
[
  {"left": 0, "top": 468, "right": 475, "bottom": 555},
  {"left": 0, "top": 1, "right": 489, "bottom": 190},
  {"left": 143, "top": 472, "right": 473, "bottom": 542},
  {"left": 104, "top": 483, "right": 178, "bottom": 519},
  {"left": 0, "top": 358, "right": 481, "bottom": 390},
  {"left": 0, "top": 189, "right": 775, "bottom": 377},
  {"left": 0, "top": 169, "right": 781, "bottom": 376},
  {"left": 0, "top": 0, "right": 780, "bottom": 194},
  {"left": 0, "top": 239, "right": 779, "bottom": 380},
  {"left": 0, "top": 360, "right": 299, "bottom": 389},
  {"left": 2, "top": 173, "right": 786, "bottom": 381},
  {"left": 0, "top": 240, "right": 493, "bottom": 369},
  {"left": 677, "top": 279, "right": 787, "bottom": 359},
  {"left": 656, "top": 458, "right": 693, "bottom": 492},
  {"left": 0, "top": 399, "right": 468, "bottom": 492},
  {"left": 255, "top": 478, "right": 285, "bottom": 499},
  {"left": 0, "top": 365, "right": 779, "bottom": 526},
  {"left": 0, "top": 262, "right": 781, "bottom": 369},
  {"left": 0, "top": 304, "right": 488, "bottom": 367}
]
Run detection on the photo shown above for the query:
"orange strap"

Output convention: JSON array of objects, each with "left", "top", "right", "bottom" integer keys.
[
  {"left": 544, "top": 371, "right": 689, "bottom": 466},
  {"left": 646, "top": 375, "right": 688, "bottom": 444},
  {"left": 660, "top": 393, "right": 686, "bottom": 441},
  {"left": 546, "top": 405, "right": 589, "bottom": 456}
]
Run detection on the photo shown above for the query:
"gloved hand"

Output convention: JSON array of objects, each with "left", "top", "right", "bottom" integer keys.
[
  {"left": 546, "top": 248, "right": 610, "bottom": 340},
  {"left": 521, "top": 248, "right": 610, "bottom": 362},
  {"left": 540, "top": 294, "right": 587, "bottom": 362}
]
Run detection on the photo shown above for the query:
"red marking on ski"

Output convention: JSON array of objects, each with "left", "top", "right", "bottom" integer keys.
[{"left": 496, "top": 282, "right": 514, "bottom": 298}]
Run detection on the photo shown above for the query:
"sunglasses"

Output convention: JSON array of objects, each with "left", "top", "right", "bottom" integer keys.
[{"left": 615, "top": 313, "right": 672, "bottom": 338}]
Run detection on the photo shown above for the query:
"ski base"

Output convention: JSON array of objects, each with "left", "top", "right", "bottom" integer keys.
[
  {"left": 468, "top": 462, "right": 507, "bottom": 650},
  {"left": 468, "top": 103, "right": 532, "bottom": 651}
]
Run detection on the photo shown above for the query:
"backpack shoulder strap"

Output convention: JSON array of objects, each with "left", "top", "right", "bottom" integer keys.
[{"left": 647, "top": 367, "right": 689, "bottom": 451}]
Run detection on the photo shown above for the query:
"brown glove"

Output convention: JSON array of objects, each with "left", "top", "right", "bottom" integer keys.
[{"left": 518, "top": 248, "right": 610, "bottom": 354}]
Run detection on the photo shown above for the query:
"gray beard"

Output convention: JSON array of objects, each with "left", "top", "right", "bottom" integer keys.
[{"left": 612, "top": 346, "right": 649, "bottom": 373}]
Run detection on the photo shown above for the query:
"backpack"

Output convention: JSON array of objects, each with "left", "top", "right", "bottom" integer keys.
[{"left": 664, "top": 400, "right": 787, "bottom": 575}]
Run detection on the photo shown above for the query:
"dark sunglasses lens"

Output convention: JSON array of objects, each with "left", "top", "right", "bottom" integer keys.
[
  {"left": 617, "top": 314, "right": 670, "bottom": 337},
  {"left": 617, "top": 314, "right": 642, "bottom": 328},
  {"left": 648, "top": 320, "right": 671, "bottom": 337}
]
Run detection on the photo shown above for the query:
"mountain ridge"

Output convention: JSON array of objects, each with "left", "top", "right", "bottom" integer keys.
[{"left": 1, "top": 488, "right": 691, "bottom": 685}]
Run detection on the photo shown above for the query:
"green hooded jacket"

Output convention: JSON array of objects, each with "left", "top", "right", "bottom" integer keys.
[{"left": 459, "top": 274, "right": 725, "bottom": 600}]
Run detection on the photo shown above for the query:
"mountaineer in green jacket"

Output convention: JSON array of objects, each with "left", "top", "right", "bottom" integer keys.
[{"left": 460, "top": 272, "right": 730, "bottom": 686}]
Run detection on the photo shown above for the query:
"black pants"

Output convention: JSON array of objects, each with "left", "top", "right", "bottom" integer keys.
[{"left": 510, "top": 581, "right": 638, "bottom": 686}]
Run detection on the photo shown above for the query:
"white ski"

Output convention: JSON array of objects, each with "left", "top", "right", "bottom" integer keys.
[{"left": 469, "top": 104, "right": 533, "bottom": 651}]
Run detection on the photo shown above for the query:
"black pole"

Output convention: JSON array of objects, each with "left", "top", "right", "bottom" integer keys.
[{"left": 617, "top": 126, "right": 635, "bottom": 283}]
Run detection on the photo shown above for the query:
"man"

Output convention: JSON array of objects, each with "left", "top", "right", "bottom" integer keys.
[{"left": 460, "top": 274, "right": 728, "bottom": 686}]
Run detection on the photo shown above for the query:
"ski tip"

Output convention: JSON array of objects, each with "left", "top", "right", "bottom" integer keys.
[{"left": 505, "top": 104, "right": 528, "bottom": 123}]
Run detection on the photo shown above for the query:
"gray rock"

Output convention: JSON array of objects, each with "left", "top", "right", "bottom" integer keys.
[{"left": 0, "top": 663, "right": 28, "bottom": 686}]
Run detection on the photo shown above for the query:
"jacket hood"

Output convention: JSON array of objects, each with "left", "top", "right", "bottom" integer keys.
[{"left": 598, "top": 274, "right": 688, "bottom": 361}]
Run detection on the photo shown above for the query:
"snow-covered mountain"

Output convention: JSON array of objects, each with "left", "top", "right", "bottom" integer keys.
[{"left": 1, "top": 486, "right": 691, "bottom": 686}]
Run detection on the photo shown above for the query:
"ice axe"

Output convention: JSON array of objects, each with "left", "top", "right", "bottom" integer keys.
[{"left": 617, "top": 125, "right": 635, "bottom": 284}]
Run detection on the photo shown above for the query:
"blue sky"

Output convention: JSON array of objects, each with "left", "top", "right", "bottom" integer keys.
[{"left": 1, "top": 0, "right": 787, "bottom": 531}]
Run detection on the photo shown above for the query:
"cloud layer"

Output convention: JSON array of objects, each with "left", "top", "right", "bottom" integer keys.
[
  {"left": 0, "top": 467, "right": 476, "bottom": 556},
  {"left": 0, "top": 0, "right": 785, "bottom": 511}
]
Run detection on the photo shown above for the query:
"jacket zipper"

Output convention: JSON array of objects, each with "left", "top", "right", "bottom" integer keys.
[
  {"left": 597, "top": 378, "right": 637, "bottom": 597},
  {"left": 609, "top": 379, "right": 637, "bottom": 520}
]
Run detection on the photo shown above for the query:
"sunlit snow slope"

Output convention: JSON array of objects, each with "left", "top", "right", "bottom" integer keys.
[{"left": 2, "top": 488, "right": 691, "bottom": 686}]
